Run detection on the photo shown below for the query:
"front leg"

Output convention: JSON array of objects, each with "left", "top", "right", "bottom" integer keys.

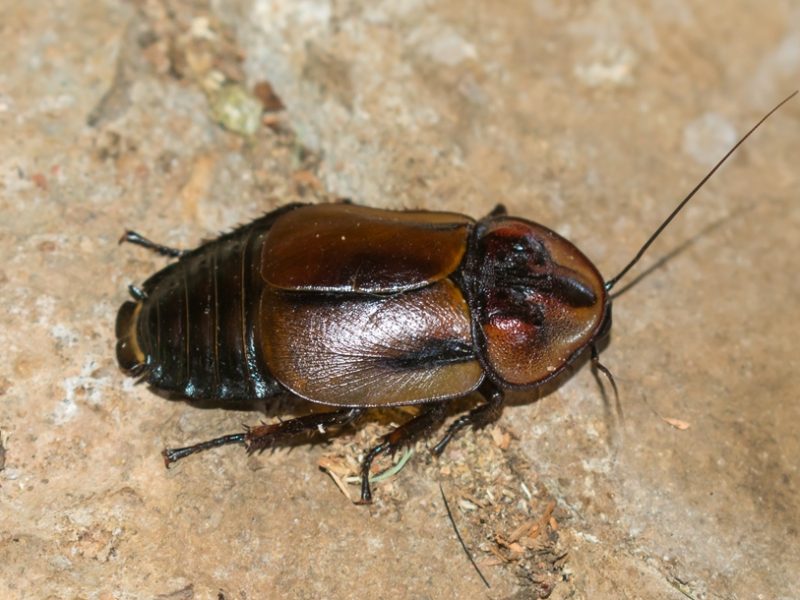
[{"left": 487, "top": 203, "right": 507, "bottom": 217}]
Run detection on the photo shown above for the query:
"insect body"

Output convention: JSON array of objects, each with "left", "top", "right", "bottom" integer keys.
[{"left": 116, "top": 93, "right": 795, "bottom": 503}]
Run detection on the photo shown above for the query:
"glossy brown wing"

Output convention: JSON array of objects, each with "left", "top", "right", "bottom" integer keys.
[
  {"left": 261, "top": 203, "right": 473, "bottom": 293},
  {"left": 259, "top": 279, "right": 484, "bottom": 406}
]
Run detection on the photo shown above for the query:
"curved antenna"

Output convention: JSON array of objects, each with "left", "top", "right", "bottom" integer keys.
[{"left": 604, "top": 91, "right": 797, "bottom": 292}]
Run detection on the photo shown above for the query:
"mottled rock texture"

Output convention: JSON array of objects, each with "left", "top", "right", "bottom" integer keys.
[{"left": 1, "top": 1, "right": 798, "bottom": 598}]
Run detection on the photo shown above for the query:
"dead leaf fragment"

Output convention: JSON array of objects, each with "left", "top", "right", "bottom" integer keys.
[
  {"left": 318, "top": 455, "right": 353, "bottom": 501},
  {"left": 253, "top": 80, "right": 285, "bottom": 112},
  {"left": 663, "top": 417, "right": 691, "bottom": 430},
  {"left": 490, "top": 425, "right": 511, "bottom": 449}
]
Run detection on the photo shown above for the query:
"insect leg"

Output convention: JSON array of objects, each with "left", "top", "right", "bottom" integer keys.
[
  {"left": 162, "top": 433, "right": 247, "bottom": 464},
  {"left": 358, "top": 403, "right": 448, "bottom": 504},
  {"left": 162, "top": 407, "right": 365, "bottom": 465},
  {"left": 487, "top": 203, "right": 507, "bottom": 217},
  {"left": 127, "top": 284, "right": 147, "bottom": 300},
  {"left": 119, "top": 230, "right": 186, "bottom": 258},
  {"left": 244, "top": 407, "right": 365, "bottom": 453},
  {"left": 430, "top": 380, "right": 505, "bottom": 456}
]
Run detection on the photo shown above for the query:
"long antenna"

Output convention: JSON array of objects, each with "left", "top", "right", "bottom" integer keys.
[{"left": 604, "top": 90, "right": 797, "bottom": 292}]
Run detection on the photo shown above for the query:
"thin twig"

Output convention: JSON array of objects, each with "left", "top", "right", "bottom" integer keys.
[{"left": 439, "top": 483, "right": 490, "bottom": 589}]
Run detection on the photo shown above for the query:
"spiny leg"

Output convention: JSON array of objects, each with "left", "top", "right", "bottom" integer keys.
[
  {"left": 431, "top": 380, "right": 505, "bottom": 456},
  {"left": 246, "top": 407, "right": 365, "bottom": 453},
  {"left": 119, "top": 230, "right": 187, "bottom": 258},
  {"left": 163, "top": 407, "right": 365, "bottom": 465},
  {"left": 359, "top": 403, "right": 448, "bottom": 504}
]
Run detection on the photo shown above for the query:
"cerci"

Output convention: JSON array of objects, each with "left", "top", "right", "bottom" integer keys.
[{"left": 115, "top": 93, "right": 795, "bottom": 503}]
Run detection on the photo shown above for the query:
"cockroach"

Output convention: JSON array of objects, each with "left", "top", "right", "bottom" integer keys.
[{"left": 115, "top": 92, "right": 796, "bottom": 503}]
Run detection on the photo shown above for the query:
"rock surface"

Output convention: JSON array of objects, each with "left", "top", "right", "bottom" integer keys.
[{"left": 1, "top": 0, "right": 798, "bottom": 598}]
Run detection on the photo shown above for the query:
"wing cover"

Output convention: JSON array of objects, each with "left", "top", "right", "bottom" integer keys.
[
  {"left": 259, "top": 279, "right": 484, "bottom": 406},
  {"left": 261, "top": 203, "right": 473, "bottom": 293}
]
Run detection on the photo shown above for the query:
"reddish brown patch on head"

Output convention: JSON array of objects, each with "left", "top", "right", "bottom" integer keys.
[{"left": 471, "top": 217, "right": 607, "bottom": 386}]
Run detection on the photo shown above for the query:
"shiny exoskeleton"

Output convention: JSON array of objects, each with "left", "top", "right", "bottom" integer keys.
[
  {"left": 115, "top": 92, "right": 795, "bottom": 503},
  {"left": 117, "top": 202, "right": 607, "bottom": 502}
]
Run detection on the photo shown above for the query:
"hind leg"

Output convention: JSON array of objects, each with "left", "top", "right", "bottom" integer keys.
[
  {"left": 162, "top": 407, "right": 366, "bottom": 464},
  {"left": 119, "top": 230, "right": 186, "bottom": 258}
]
